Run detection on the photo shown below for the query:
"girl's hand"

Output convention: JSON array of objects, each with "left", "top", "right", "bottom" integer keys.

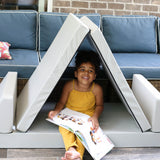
[
  {"left": 48, "top": 110, "right": 57, "bottom": 119},
  {"left": 88, "top": 116, "right": 99, "bottom": 132}
]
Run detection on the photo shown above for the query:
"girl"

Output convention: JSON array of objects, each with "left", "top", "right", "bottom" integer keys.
[{"left": 48, "top": 50, "right": 104, "bottom": 160}]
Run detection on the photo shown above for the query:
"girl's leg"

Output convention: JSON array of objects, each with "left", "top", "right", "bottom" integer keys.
[
  {"left": 61, "top": 136, "right": 85, "bottom": 160},
  {"left": 76, "top": 136, "right": 85, "bottom": 160},
  {"left": 59, "top": 127, "right": 83, "bottom": 160},
  {"left": 62, "top": 147, "right": 81, "bottom": 160},
  {"left": 59, "top": 126, "right": 78, "bottom": 150}
]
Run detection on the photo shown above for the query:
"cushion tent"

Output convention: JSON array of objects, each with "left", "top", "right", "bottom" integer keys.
[
  {"left": 81, "top": 16, "right": 150, "bottom": 132},
  {"left": 16, "top": 14, "right": 89, "bottom": 132}
]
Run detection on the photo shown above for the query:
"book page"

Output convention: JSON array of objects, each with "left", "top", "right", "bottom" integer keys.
[{"left": 46, "top": 108, "right": 114, "bottom": 160}]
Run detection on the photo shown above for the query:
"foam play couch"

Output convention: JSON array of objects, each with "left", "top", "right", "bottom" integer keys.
[{"left": 0, "top": 11, "right": 160, "bottom": 148}]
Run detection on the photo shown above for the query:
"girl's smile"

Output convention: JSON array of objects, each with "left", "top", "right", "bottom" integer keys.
[{"left": 74, "top": 62, "right": 96, "bottom": 90}]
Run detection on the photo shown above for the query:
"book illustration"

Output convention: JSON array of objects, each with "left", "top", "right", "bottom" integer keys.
[
  {"left": 46, "top": 108, "right": 114, "bottom": 160},
  {"left": 55, "top": 111, "right": 107, "bottom": 147},
  {"left": 57, "top": 113, "right": 85, "bottom": 125},
  {"left": 90, "top": 127, "right": 102, "bottom": 145},
  {"left": 74, "top": 130, "right": 89, "bottom": 151}
]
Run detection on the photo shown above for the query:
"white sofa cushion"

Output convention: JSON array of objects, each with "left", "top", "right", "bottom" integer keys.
[
  {"left": 132, "top": 74, "right": 160, "bottom": 132},
  {"left": 16, "top": 13, "right": 89, "bottom": 132},
  {"left": 0, "top": 72, "right": 17, "bottom": 133}
]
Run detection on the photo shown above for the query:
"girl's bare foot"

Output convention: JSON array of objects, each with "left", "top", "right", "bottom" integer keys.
[{"left": 61, "top": 147, "right": 81, "bottom": 160}]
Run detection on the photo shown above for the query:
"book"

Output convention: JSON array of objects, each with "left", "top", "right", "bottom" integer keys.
[{"left": 46, "top": 108, "right": 114, "bottom": 160}]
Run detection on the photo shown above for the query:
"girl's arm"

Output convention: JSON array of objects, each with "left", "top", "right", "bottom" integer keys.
[
  {"left": 88, "top": 84, "right": 104, "bottom": 131},
  {"left": 48, "top": 81, "right": 72, "bottom": 119}
]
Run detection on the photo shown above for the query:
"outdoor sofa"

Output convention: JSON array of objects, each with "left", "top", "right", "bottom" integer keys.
[{"left": 0, "top": 10, "right": 160, "bottom": 148}]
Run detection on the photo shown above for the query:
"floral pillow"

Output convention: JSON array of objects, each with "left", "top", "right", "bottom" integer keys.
[{"left": 0, "top": 42, "right": 12, "bottom": 59}]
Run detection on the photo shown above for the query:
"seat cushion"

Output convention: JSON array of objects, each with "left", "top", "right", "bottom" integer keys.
[
  {"left": 102, "top": 15, "right": 157, "bottom": 53},
  {"left": 132, "top": 74, "right": 160, "bottom": 132},
  {"left": 114, "top": 53, "right": 160, "bottom": 80},
  {"left": 0, "top": 49, "right": 39, "bottom": 78}
]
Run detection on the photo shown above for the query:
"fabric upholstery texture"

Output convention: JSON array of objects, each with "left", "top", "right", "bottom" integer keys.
[
  {"left": 0, "top": 10, "right": 38, "bottom": 78},
  {"left": 114, "top": 53, "right": 160, "bottom": 79},
  {"left": 39, "top": 12, "right": 101, "bottom": 59},
  {"left": 0, "top": 49, "right": 39, "bottom": 78},
  {"left": 102, "top": 16, "right": 157, "bottom": 53},
  {"left": 0, "top": 10, "right": 37, "bottom": 50},
  {"left": 0, "top": 11, "right": 160, "bottom": 80}
]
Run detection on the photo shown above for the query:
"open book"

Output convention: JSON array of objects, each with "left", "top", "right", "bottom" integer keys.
[{"left": 46, "top": 108, "right": 114, "bottom": 160}]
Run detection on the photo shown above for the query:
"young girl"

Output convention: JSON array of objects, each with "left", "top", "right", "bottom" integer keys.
[{"left": 48, "top": 50, "right": 104, "bottom": 160}]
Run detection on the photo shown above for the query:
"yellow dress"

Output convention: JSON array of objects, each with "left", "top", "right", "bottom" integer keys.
[{"left": 59, "top": 80, "right": 96, "bottom": 160}]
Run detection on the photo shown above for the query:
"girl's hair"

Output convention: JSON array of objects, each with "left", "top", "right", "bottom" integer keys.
[{"left": 75, "top": 50, "right": 101, "bottom": 74}]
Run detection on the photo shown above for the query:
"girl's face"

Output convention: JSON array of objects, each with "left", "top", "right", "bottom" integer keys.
[{"left": 74, "top": 62, "right": 96, "bottom": 86}]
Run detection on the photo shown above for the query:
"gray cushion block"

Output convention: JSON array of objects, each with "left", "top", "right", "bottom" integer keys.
[
  {"left": 0, "top": 72, "right": 17, "bottom": 133},
  {"left": 81, "top": 16, "right": 151, "bottom": 132},
  {"left": 16, "top": 13, "right": 89, "bottom": 132},
  {"left": 132, "top": 74, "right": 160, "bottom": 132}
]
